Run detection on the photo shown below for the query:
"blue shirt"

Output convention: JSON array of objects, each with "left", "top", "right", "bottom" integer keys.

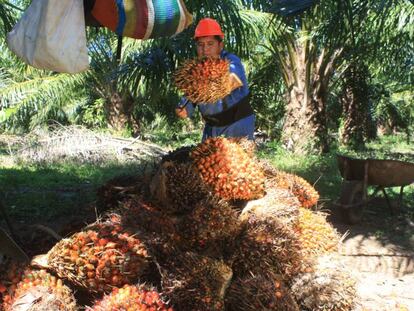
[{"left": 178, "top": 50, "right": 255, "bottom": 141}]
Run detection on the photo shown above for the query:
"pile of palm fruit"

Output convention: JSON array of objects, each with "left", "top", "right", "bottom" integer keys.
[{"left": 0, "top": 137, "right": 359, "bottom": 311}]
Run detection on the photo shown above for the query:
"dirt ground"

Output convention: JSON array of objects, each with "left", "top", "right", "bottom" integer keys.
[{"left": 329, "top": 197, "right": 414, "bottom": 311}]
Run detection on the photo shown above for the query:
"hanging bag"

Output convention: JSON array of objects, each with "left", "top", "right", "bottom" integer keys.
[
  {"left": 91, "top": 0, "right": 193, "bottom": 39},
  {"left": 7, "top": 0, "right": 89, "bottom": 73}
]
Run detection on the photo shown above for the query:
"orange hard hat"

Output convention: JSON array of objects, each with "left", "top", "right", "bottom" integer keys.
[{"left": 194, "top": 18, "right": 224, "bottom": 39}]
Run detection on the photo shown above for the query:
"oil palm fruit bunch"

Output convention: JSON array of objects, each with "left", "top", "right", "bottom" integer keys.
[
  {"left": 150, "top": 161, "right": 210, "bottom": 215},
  {"left": 190, "top": 137, "right": 265, "bottom": 201},
  {"left": 240, "top": 187, "right": 301, "bottom": 227},
  {"left": 0, "top": 259, "right": 26, "bottom": 309},
  {"left": 161, "top": 252, "right": 232, "bottom": 311},
  {"left": 226, "top": 271, "right": 299, "bottom": 311},
  {"left": 174, "top": 58, "right": 240, "bottom": 104},
  {"left": 177, "top": 195, "right": 242, "bottom": 254},
  {"left": 96, "top": 174, "right": 149, "bottom": 214},
  {"left": 269, "top": 171, "right": 319, "bottom": 209},
  {"left": 88, "top": 284, "right": 172, "bottom": 311},
  {"left": 291, "top": 255, "right": 357, "bottom": 311},
  {"left": 2, "top": 268, "right": 77, "bottom": 311},
  {"left": 232, "top": 216, "right": 309, "bottom": 281},
  {"left": 228, "top": 137, "right": 256, "bottom": 157},
  {"left": 116, "top": 196, "right": 181, "bottom": 258},
  {"left": 32, "top": 216, "right": 150, "bottom": 293},
  {"left": 294, "top": 208, "right": 341, "bottom": 259},
  {"left": 119, "top": 196, "right": 178, "bottom": 239}
]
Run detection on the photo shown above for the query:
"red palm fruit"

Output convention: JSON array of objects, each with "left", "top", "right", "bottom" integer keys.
[
  {"left": 226, "top": 271, "right": 300, "bottom": 311},
  {"left": 0, "top": 258, "right": 26, "bottom": 309},
  {"left": 177, "top": 194, "right": 242, "bottom": 255},
  {"left": 2, "top": 268, "right": 76, "bottom": 311},
  {"left": 88, "top": 284, "right": 172, "bottom": 311},
  {"left": 174, "top": 58, "right": 238, "bottom": 104},
  {"left": 190, "top": 137, "right": 265, "bottom": 201},
  {"left": 160, "top": 251, "right": 232, "bottom": 311},
  {"left": 31, "top": 217, "right": 151, "bottom": 293},
  {"left": 232, "top": 216, "right": 311, "bottom": 282},
  {"left": 261, "top": 161, "right": 319, "bottom": 209},
  {"left": 294, "top": 208, "right": 341, "bottom": 259}
]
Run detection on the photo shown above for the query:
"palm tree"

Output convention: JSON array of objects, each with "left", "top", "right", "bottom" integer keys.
[
  {"left": 1, "top": 0, "right": 268, "bottom": 134},
  {"left": 247, "top": 0, "right": 414, "bottom": 153},
  {"left": 339, "top": 0, "right": 414, "bottom": 147}
]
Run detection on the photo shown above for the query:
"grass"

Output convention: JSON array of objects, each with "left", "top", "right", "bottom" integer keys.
[{"left": 0, "top": 161, "right": 150, "bottom": 222}]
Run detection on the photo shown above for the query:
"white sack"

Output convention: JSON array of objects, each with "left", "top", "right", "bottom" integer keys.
[{"left": 7, "top": 0, "right": 89, "bottom": 73}]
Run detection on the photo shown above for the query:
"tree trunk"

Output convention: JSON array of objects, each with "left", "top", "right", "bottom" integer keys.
[
  {"left": 105, "top": 92, "right": 138, "bottom": 133},
  {"left": 280, "top": 43, "right": 335, "bottom": 154},
  {"left": 282, "top": 87, "right": 329, "bottom": 154}
]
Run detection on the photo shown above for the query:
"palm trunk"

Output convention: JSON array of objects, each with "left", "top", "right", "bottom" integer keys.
[
  {"left": 105, "top": 92, "right": 137, "bottom": 133},
  {"left": 280, "top": 41, "right": 340, "bottom": 154},
  {"left": 282, "top": 86, "right": 329, "bottom": 153}
]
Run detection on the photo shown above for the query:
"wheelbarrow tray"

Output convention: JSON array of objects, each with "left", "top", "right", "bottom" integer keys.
[
  {"left": 336, "top": 154, "right": 414, "bottom": 224},
  {"left": 337, "top": 154, "right": 414, "bottom": 187}
]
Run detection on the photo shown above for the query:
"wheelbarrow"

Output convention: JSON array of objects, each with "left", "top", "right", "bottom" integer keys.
[{"left": 336, "top": 154, "right": 414, "bottom": 224}]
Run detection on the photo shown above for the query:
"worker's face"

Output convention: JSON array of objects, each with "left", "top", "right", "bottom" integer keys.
[{"left": 196, "top": 36, "right": 223, "bottom": 59}]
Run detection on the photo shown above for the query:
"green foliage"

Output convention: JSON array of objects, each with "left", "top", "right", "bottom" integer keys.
[
  {"left": 248, "top": 53, "right": 286, "bottom": 139},
  {"left": 76, "top": 98, "right": 107, "bottom": 128},
  {"left": 139, "top": 113, "right": 202, "bottom": 148}
]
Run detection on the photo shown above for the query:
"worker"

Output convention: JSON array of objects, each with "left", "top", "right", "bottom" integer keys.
[{"left": 175, "top": 18, "right": 255, "bottom": 141}]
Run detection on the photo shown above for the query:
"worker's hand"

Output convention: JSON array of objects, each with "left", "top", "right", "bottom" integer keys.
[
  {"left": 175, "top": 107, "right": 188, "bottom": 119},
  {"left": 229, "top": 73, "right": 243, "bottom": 91}
]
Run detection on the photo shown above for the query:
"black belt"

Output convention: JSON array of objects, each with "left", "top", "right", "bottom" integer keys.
[{"left": 203, "top": 93, "right": 254, "bottom": 127}]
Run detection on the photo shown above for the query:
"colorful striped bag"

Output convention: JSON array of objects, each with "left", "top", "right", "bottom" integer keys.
[{"left": 91, "top": 0, "right": 193, "bottom": 39}]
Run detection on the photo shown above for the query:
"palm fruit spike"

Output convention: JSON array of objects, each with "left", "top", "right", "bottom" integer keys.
[
  {"left": 177, "top": 194, "right": 242, "bottom": 256},
  {"left": 232, "top": 216, "right": 310, "bottom": 281},
  {"left": 228, "top": 137, "right": 256, "bottom": 157},
  {"left": 190, "top": 137, "right": 265, "bottom": 201},
  {"left": 291, "top": 255, "right": 357, "bottom": 311},
  {"left": 161, "top": 252, "right": 232, "bottom": 311},
  {"left": 116, "top": 196, "right": 181, "bottom": 262},
  {"left": 174, "top": 57, "right": 240, "bottom": 104},
  {"left": 226, "top": 271, "right": 300, "bottom": 311},
  {"left": 32, "top": 216, "right": 150, "bottom": 293},
  {"left": 294, "top": 208, "right": 341, "bottom": 259},
  {"left": 150, "top": 161, "right": 210, "bottom": 215},
  {"left": 88, "top": 284, "right": 173, "bottom": 311},
  {"left": 269, "top": 170, "right": 319, "bottom": 209},
  {"left": 160, "top": 145, "right": 193, "bottom": 164},
  {"left": 118, "top": 196, "right": 178, "bottom": 239},
  {"left": 240, "top": 187, "right": 301, "bottom": 227},
  {"left": 3, "top": 268, "right": 77, "bottom": 311}
]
